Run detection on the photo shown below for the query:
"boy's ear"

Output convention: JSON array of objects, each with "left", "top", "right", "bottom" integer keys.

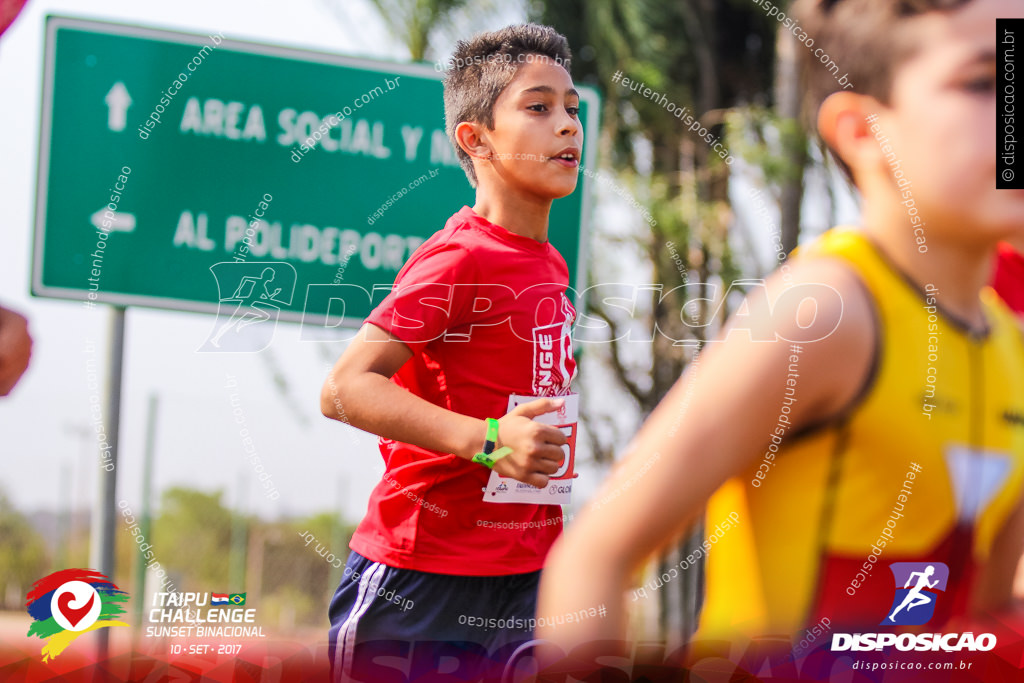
[
  {"left": 454, "top": 120, "right": 492, "bottom": 162},
  {"left": 818, "top": 91, "right": 885, "bottom": 183}
]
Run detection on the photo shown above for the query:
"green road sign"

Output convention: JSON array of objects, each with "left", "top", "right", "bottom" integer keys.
[{"left": 32, "top": 16, "right": 598, "bottom": 325}]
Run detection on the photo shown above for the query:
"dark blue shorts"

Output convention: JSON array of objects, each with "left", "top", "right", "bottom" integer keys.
[{"left": 327, "top": 551, "right": 541, "bottom": 683}]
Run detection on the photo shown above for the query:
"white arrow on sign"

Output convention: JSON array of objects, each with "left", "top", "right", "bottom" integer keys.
[
  {"left": 90, "top": 208, "right": 136, "bottom": 233},
  {"left": 104, "top": 82, "right": 132, "bottom": 132}
]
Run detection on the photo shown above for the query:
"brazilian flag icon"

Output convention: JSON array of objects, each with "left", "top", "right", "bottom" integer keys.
[{"left": 228, "top": 593, "right": 246, "bottom": 606}]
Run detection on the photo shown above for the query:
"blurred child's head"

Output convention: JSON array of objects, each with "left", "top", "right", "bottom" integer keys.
[
  {"left": 443, "top": 24, "right": 581, "bottom": 199},
  {"left": 794, "top": 0, "right": 1024, "bottom": 243}
]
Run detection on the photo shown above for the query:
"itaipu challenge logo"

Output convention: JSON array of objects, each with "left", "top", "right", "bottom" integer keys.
[{"left": 25, "top": 569, "right": 129, "bottom": 661}]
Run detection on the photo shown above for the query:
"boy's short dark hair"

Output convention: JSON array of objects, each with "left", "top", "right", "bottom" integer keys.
[
  {"left": 443, "top": 23, "right": 572, "bottom": 188},
  {"left": 793, "top": 0, "right": 972, "bottom": 182}
]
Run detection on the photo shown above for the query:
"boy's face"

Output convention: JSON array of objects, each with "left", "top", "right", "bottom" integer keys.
[
  {"left": 878, "top": 0, "right": 1024, "bottom": 243},
  {"left": 477, "top": 56, "right": 582, "bottom": 200}
]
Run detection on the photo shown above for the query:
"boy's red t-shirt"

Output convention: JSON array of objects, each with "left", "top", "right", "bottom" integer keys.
[
  {"left": 993, "top": 242, "right": 1024, "bottom": 316},
  {"left": 350, "top": 206, "right": 578, "bottom": 576}
]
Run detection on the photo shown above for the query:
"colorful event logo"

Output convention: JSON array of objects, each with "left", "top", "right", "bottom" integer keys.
[
  {"left": 25, "top": 569, "right": 129, "bottom": 661},
  {"left": 882, "top": 562, "right": 949, "bottom": 626}
]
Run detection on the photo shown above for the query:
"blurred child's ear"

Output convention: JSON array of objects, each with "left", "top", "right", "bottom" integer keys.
[
  {"left": 818, "top": 91, "right": 885, "bottom": 185},
  {"left": 454, "top": 120, "right": 492, "bottom": 162}
]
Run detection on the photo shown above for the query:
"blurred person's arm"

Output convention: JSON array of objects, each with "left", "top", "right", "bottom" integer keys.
[
  {"left": 0, "top": 305, "right": 32, "bottom": 396},
  {"left": 535, "top": 259, "right": 876, "bottom": 655},
  {"left": 1017, "top": 552, "right": 1024, "bottom": 600},
  {"left": 320, "top": 323, "right": 567, "bottom": 488}
]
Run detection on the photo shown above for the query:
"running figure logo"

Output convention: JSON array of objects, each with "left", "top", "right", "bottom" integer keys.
[
  {"left": 199, "top": 262, "right": 296, "bottom": 352},
  {"left": 882, "top": 562, "right": 949, "bottom": 626}
]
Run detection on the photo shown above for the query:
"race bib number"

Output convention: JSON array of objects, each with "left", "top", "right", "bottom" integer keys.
[{"left": 482, "top": 393, "right": 578, "bottom": 504}]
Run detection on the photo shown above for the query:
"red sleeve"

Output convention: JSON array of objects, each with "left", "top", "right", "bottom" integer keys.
[
  {"left": 365, "top": 240, "right": 479, "bottom": 353},
  {"left": 993, "top": 243, "right": 1024, "bottom": 316}
]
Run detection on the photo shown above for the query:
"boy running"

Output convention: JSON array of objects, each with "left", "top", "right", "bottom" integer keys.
[
  {"left": 321, "top": 23, "right": 582, "bottom": 682},
  {"left": 537, "top": 0, "right": 1024, "bottom": 671}
]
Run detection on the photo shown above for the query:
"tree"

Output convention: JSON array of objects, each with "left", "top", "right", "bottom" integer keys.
[
  {"left": 365, "top": 0, "right": 489, "bottom": 62},
  {"left": 259, "top": 512, "right": 356, "bottom": 628},
  {"left": 0, "top": 490, "right": 49, "bottom": 609},
  {"left": 153, "top": 487, "right": 233, "bottom": 587}
]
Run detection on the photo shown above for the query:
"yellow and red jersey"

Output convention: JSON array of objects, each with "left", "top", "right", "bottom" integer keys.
[{"left": 697, "top": 228, "right": 1024, "bottom": 642}]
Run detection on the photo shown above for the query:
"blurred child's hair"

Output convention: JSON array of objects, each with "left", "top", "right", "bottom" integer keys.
[
  {"left": 443, "top": 23, "right": 572, "bottom": 188},
  {"left": 792, "top": 0, "right": 973, "bottom": 182}
]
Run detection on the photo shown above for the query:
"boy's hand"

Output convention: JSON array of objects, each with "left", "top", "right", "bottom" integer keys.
[{"left": 491, "top": 398, "right": 568, "bottom": 488}]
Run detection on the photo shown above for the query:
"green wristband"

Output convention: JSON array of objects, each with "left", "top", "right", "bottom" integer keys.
[
  {"left": 482, "top": 418, "right": 499, "bottom": 455},
  {"left": 472, "top": 446, "right": 513, "bottom": 468},
  {"left": 472, "top": 418, "right": 511, "bottom": 467}
]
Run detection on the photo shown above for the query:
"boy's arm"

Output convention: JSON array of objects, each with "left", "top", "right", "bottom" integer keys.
[
  {"left": 536, "top": 259, "right": 876, "bottom": 653},
  {"left": 972, "top": 491, "right": 1024, "bottom": 615},
  {"left": 321, "top": 322, "right": 567, "bottom": 488},
  {"left": 0, "top": 305, "right": 32, "bottom": 396}
]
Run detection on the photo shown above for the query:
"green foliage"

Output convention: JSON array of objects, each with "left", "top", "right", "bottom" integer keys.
[
  {"left": 260, "top": 513, "right": 356, "bottom": 626},
  {"left": 534, "top": 0, "right": 775, "bottom": 168},
  {"left": 366, "top": 0, "right": 496, "bottom": 61},
  {"left": 153, "top": 487, "right": 233, "bottom": 587},
  {"left": 0, "top": 490, "right": 48, "bottom": 609},
  {"left": 140, "top": 487, "right": 356, "bottom": 629},
  {"left": 725, "top": 106, "right": 807, "bottom": 186}
]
